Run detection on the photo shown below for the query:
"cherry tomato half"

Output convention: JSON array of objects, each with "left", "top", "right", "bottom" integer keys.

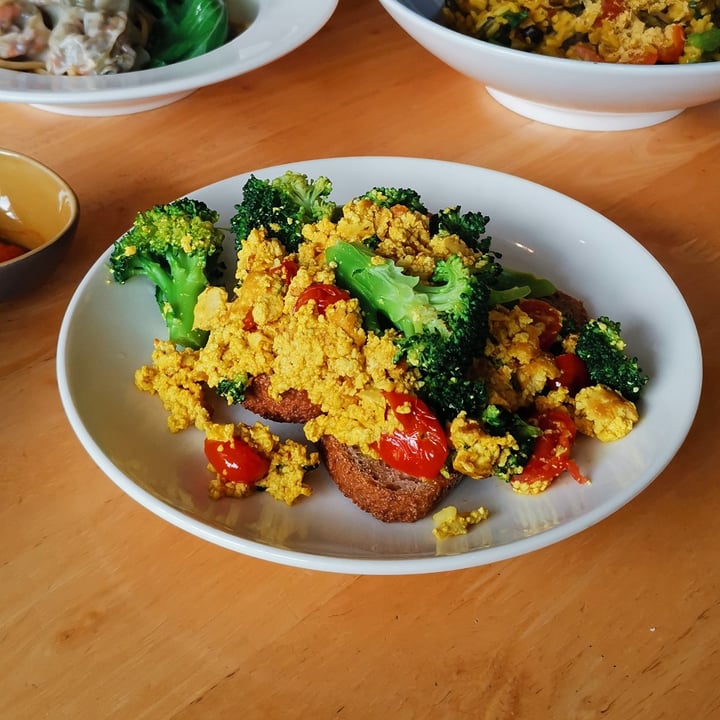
[
  {"left": 204, "top": 437, "right": 270, "bottom": 485},
  {"left": 601, "top": 0, "right": 625, "bottom": 19},
  {"left": 518, "top": 298, "right": 563, "bottom": 351},
  {"left": 549, "top": 353, "right": 590, "bottom": 396},
  {"left": 242, "top": 308, "right": 258, "bottom": 332},
  {"left": 294, "top": 284, "right": 350, "bottom": 315},
  {"left": 571, "top": 43, "right": 605, "bottom": 63},
  {"left": 657, "top": 25, "right": 685, "bottom": 64},
  {"left": 269, "top": 259, "right": 299, "bottom": 285},
  {"left": 513, "top": 409, "right": 577, "bottom": 487},
  {"left": 375, "top": 391, "right": 449, "bottom": 479}
]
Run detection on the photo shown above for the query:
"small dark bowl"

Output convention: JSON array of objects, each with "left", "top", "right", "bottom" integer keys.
[{"left": 0, "top": 149, "right": 79, "bottom": 301}]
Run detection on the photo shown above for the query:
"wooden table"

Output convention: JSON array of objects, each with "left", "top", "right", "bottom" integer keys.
[{"left": 1, "top": 1, "right": 718, "bottom": 717}]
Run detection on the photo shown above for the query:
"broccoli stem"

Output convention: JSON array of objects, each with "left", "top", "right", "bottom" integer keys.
[
  {"left": 328, "top": 240, "right": 435, "bottom": 336},
  {"left": 158, "top": 254, "right": 211, "bottom": 348}
]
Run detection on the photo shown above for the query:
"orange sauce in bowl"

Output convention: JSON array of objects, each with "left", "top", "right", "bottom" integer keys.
[{"left": 0, "top": 238, "right": 29, "bottom": 263}]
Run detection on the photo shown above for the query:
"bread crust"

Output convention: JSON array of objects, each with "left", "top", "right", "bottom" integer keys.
[
  {"left": 543, "top": 290, "right": 589, "bottom": 329},
  {"left": 242, "top": 373, "right": 321, "bottom": 423},
  {"left": 319, "top": 435, "right": 461, "bottom": 523}
]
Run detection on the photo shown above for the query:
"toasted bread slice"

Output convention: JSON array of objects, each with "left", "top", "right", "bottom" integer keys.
[
  {"left": 319, "top": 435, "right": 461, "bottom": 523},
  {"left": 242, "top": 373, "right": 321, "bottom": 423},
  {"left": 543, "top": 290, "right": 589, "bottom": 329},
  {"left": 244, "top": 376, "right": 459, "bottom": 522}
]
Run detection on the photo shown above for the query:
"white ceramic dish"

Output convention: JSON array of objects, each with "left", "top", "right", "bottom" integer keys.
[
  {"left": 378, "top": 0, "right": 720, "bottom": 131},
  {"left": 0, "top": 0, "right": 338, "bottom": 117},
  {"left": 57, "top": 156, "right": 702, "bottom": 575}
]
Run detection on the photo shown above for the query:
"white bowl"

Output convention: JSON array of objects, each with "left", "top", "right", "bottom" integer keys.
[
  {"left": 0, "top": 149, "right": 79, "bottom": 301},
  {"left": 0, "top": 0, "right": 338, "bottom": 117},
  {"left": 378, "top": 0, "right": 720, "bottom": 131}
]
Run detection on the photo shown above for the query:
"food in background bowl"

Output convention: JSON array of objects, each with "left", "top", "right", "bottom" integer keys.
[
  {"left": 440, "top": 0, "right": 720, "bottom": 65},
  {"left": 0, "top": 149, "right": 79, "bottom": 301},
  {"left": 378, "top": 0, "right": 720, "bottom": 130},
  {"left": 0, "top": 0, "right": 338, "bottom": 116},
  {"left": 0, "top": 0, "right": 238, "bottom": 76}
]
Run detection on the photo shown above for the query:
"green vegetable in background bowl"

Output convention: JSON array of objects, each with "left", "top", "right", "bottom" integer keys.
[{"left": 144, "top": 0, "right": 230, "bottom": 66}]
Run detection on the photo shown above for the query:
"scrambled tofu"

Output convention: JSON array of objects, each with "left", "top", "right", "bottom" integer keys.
[
  {"left": 574, "top": 385, "right": 640, "bottom": 442},
  {"left": 448, "top": 412, "right": 517, "bottom": 479},
  {"left": 509, "top": 477, "right": 553, "bottom": 496},
  {"left": 135, "top": 337, "right": 317, "bottom": 506},
  {"left": 432, "top": 505, "right": 490, "bottom": 540},
  {"left": 133, "top": 192, "right": 643, "bottom": 514},
  {"left": 135, "top": 339, "right": 209, "bottom": 433},
  {"left": 482, "top": 304, "right": 560, "bottom": 410},
  {"left": 443, "top": 0, "right": 716, "bottom": 64},
  {"left": 194, "top": 226, "right": 417, "bottom": 455}
]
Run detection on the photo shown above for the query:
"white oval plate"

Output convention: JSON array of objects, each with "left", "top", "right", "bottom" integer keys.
[
  {"left": 0, "top": 0, "right": 338, "bottom": 116},
  {"left": 57, "top": 157, "right": 702, "bottom": 574}
]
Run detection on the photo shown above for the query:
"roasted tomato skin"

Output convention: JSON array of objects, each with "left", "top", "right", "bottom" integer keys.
[
  {"left": 375, "top": 391, "right": 449, "bottom": 479},
  {"left": 518, "top": 298, "right": 563, "bottom": 350},
  {"left": 269, "top": 259, "right": 299, "bottom": 285},
  {"left": 550, "top": 353, "right": 591, "bottom": 396},
  {"left": 513, "top": 409, "right": 577, "bottom": 486},
  {"left": 294, "top": 283, "right": 350, "bottom": 314},
  {"left": 204, "top": 437, "right": 270, "bottom": 485},
  {"left": 0, "top": 240, "right": 26, "bottom": 263}
]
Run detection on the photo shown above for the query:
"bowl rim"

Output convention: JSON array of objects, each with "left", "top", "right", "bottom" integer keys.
[
  {"left": 379, "top": 0, "right": 720, "bottom": 74},
  {"left": 0, "top": 0, "right": 340, "bottom": 105},
  {"left": 0, "top": 148, "right": 79, "bottom": 268}
]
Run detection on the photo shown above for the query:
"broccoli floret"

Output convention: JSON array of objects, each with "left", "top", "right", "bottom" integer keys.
[
  {"left": 109, "top": 197, "right": 225, "bottom": 350},
  {"left": 430, "top": 205, "right": 492, "bottom": 253},
  {"left": 481, "top": 404, "right": 541, "bottom": 480},
  {"left": 230, "top": 171, "right": 336, "bottom": 252},
  {"left": 216, "top": 374, "right": 251, "bottom": 405},
  {"left": 325, "top": 240, "right": 490, "bottom": 421},
  {"left": 360, "top": 187, "right": 427, "bottom": 213},
  {"left": 575, "top": 316, "right": 648, "bottom": 401},
  {"left": 429, "top": 206, "right": 556, "bottom": 304}
]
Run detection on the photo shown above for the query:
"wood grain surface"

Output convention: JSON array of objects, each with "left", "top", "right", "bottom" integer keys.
[{"left": 1, "top": 1, "right": 718, "bottom": 718}]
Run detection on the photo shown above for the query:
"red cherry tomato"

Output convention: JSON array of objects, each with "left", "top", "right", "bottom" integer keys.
[
  {"left": 550, "top": 353, "right": 590, "bottom": 396},
  {"left": 204, "top": 437, "right": 270, "bottom": 485},
  {"left": 567, "top": 458, "right": 590, "bottom": 485},
  {"left": 518, "top": 299, "right": 562, "bottom": 350},
  {"left": 375, "top": 391, "right": 449, "bottom": 479},
  {"left": 571, "top": 43, "right": 605, "bottom": 63},
  {"left": 513, "top": 409, "right": 577, "bottom": 487},
  {"left": 242, "top": 308, "right": 257, "bottom": 332},
  {"left": 0, "top": 240, "right": 27, "bottom": 263},
  {"left": 294, "top": 284, "right": 350, "bottom": 315},
  {"left": 657, "top": 25, "right": 685, "bottom": 64},
  {"left": 269, "top": 259, "right": 299, "bottom": 284},
  {"left": 601, "top": 0, "right": 625, "bottom": 18}
]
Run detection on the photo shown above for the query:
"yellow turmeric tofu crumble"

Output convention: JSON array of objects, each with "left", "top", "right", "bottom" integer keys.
[
  {"left": 433, "top": 505, "right": 490, "bottom": 540},
  {"left": 441, "top": 0, "right": 720, "bottom": 64},
  {"left": 115, "top": 171, "right": 649, "bottom": 535}
]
